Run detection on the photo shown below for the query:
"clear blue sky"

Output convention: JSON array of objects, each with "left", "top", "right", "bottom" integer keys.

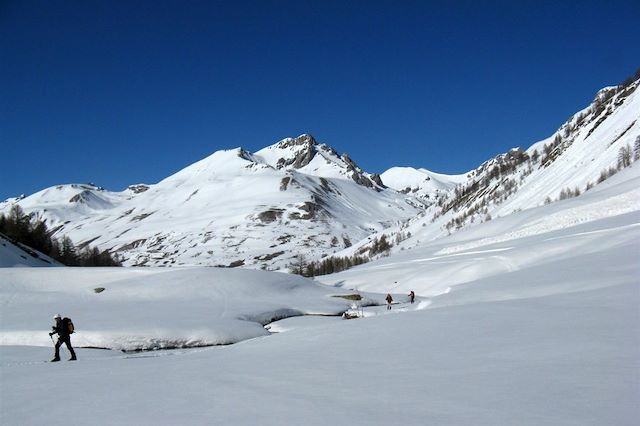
[{"left": 1, "top": 0, "right": 639, "bottom": 199}]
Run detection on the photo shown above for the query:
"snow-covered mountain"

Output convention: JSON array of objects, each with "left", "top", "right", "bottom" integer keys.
[
  {"left": 2, "top": 77, "right": 638, "bottom": 270},
  {"left": 336, "top": 76, "right": 640, "bottom": 258},
  {"left": 380, "top": 166, "right": 467, "bottom": 204},
  {"left": 452, "top": 79, "right": 639, "bottom": 219},
  {"left": 0, "top": 135, "right": 424, "bottom": 269}
]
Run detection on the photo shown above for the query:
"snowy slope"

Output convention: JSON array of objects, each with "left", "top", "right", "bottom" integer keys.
[
  {"left": 454, "top": 79, "right": 639, "bottom": 220},
  {"left": 316, "top": 163, "right": 640, "bottom": 297},
  {"left": 497, "top": 82, "right": 640, "bottom": 215},
  {"left": 0, "top": 234, "right": 60, "bottom": 267},
  {"left": 380, "top": 166, "right": 467, "bottom": 202},
  {"left": 331, "top": 78, "right": 640, "bottom": 260},
  {"left": 1, "top": 165, "right": 638, "bottom": 425},
  {"left": 0, "top": 136, "right": 423, "bottom": 269}
]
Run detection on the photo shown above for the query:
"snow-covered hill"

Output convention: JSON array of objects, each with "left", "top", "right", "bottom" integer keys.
[{"left": 0, "top": 135, "right": 424, "bottom": 269}]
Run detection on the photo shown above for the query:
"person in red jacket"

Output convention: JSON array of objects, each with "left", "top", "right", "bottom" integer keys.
[
  {"left": 408, "top": 290, "right": 415, "bottom": 304},
  {"left": 49, "top": 314, "right": 77, "bottom": 362},
  {"left": 385, "top": 293, "right": 393, "bottom": 310}
]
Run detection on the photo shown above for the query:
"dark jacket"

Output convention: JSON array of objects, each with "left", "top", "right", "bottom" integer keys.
[{"left": 52, "top": 319, "right": 71, "bottom": 338}]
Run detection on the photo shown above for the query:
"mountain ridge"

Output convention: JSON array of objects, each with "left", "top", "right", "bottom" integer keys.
[
  {"left": 0, "top": 135, "right": 425, "bottom": 269},
  {"left": 2, "top": 77, "right": 638, "bottom": 270}
]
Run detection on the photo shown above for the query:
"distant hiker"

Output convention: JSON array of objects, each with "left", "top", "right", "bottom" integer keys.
[
  {"left": 408, "top": 290, "right": 415, "bottom": 304},
  {"left": 385, "top": 293, "right": 393, "bottom": 310},
  {"left": 49, "top": 314, "right": 77, "bottom": 362}
]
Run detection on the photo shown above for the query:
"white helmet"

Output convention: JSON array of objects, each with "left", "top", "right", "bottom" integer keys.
[{"left": 53, "top": 314, "right": 61, "bottom": 320}]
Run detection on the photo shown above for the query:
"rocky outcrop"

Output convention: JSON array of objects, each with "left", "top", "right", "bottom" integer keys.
[
  {"left": 127, "top": 184, "right": 150, "bottom": 194},
  {"left": 275, "top": 135, "right": 318, "bottom": 170}
]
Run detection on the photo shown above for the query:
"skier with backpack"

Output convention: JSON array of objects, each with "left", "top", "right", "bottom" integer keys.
[
  {"left": 385, "top": 293, "right": 393, "bottom": 310},
  {"left": 49, "top": 314, "right": 77, "bottom": 362}
]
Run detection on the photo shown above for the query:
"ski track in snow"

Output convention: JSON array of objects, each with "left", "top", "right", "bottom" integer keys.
[{"left": 543, "top": 221, "right": 640, "bottom": 241}]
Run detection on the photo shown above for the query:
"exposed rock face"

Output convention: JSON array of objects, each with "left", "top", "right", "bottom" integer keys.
[
  {"left": 237, "top": 148, "right": 254, "bottom": 162},
  {"left": 275, "top": 135, "right": 318, "bottom": 170},
  {"left": 371, "top": 174, "right": 386, "bottom": 188},
  {"left": 256, "top": 134, "right": 387, "bottom": 192},
  {"left": 257, "top": 209, "right": 284, "bottom": 223},
  {"left": 341, "top": 153, "right": 378, "bottom": 189},
  {"left": 127, "top": 184, "right": 150, "bottom": 194},
  {"left": 69, "top": 190, "right": 92, "bottom": 203},
  {"left": 277, "top": 134, "right": 318, "bottom": 149}
]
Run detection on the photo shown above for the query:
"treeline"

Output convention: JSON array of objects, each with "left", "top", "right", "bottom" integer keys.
[
  {"left": 290, "top": 234, "right": 404, "bottom": 277},
  {"left": 584, "top": 139, "right": 640, "bottom": 191},
  {"left": 291, "top": 253, "right": 370, "bottom": 277},
  {"left": 0, "top": 205, "right": 121, "bottom": 266}
]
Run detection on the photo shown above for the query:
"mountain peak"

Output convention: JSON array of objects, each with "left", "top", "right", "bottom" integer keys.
[
  {"left": 276, "top": 134, "right": 318, "bottom": 149},
  {"left": 256, "top": 134, "right": 323, "bottom": 171}
]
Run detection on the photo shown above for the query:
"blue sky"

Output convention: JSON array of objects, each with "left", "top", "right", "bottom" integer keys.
[{"left": 1, "top": 0, "right": 639, "bottom": 199}]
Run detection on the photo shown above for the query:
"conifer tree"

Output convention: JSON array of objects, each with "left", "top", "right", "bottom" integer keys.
[{"left": 618, "top": 144, "right": 632, "bottom": 169}]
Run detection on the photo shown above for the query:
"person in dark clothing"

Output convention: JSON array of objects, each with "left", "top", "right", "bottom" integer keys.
[
  {"left": 385, "top": 293, "right": 393, "bottom": 310},
  {"left": 408, "top": 290, "right": 415, "bottom": 304},
  {"left": 49, "top": 314, "right": 77, "bottom": 362}
]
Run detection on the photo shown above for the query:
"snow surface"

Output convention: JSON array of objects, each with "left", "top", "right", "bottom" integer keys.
[
  {"left": 318, "top": 165, "right": 640, "bottom": 296},
  {"left": 0, "top": 234, "right": 59, "bottom": 267},
  {"left": 1, "top": 163, "right": 638, "bottom": 425},
  {"left": 380, "top": 166, "right": 467, "bottom": 195},
  {"left": 0, "top": 267, "right": 354, "bottom": 351}
]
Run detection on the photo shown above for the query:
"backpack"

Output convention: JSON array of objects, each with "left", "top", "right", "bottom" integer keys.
[{"left": 62, "top": 317, "right": 74, "bottom": 334}]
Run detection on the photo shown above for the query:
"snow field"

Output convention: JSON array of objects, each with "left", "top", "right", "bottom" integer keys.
[
  {"left": 0, "top": 267, "right": 354, "bottom": 351},
  {"left": 1, "top": 166, "right": 639, "bottom": 424}
]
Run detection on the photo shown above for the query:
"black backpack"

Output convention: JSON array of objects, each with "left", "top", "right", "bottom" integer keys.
[{"left": 62, "top": 317, "right": 75, "bottom": 334}]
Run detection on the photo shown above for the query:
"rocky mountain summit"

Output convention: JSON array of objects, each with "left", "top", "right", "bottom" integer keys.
[
  {"left": 255, "top": 134, "right": 385, "bottom": 189},
  {"left": 1, "top": 135, "right": 425, "bottom": 269}
]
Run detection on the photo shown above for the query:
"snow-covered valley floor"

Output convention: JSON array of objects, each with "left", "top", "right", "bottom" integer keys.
[{"left": 1, "top": 169, "right": 639, "bottom": 425}]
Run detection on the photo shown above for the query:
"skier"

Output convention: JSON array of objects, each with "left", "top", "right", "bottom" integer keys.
[
  {"left": 49, "top": 314, "right": 77, "bottom": 362},
  {"left": 408, "top": 290, "right": 415, "bottom": 304},
  {"left": 385, "top": 293, "right": 393, "bottom": 310}
]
